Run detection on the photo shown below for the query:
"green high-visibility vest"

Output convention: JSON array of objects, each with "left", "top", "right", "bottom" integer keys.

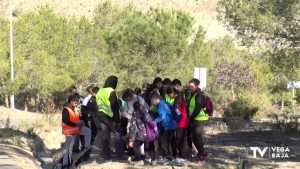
[
  {"left": 165, "top": 94, "right": 175, "bottom": 105},
  {"left": 189, "top": 92, "right": 209, "bottom": 121},
  {"left": 96, "top": 87, "right": 114, "bottom": 118}
]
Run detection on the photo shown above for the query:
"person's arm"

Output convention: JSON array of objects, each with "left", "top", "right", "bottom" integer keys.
[
  {"left": 109, "top": 91, "right": 120, "bottom": 123},
  {"left": 174, "top": 96, "right": 181, "bottom": 109},
  {"left": 157, "top": 103, "right": 168, "bottom": 127},
  {"left": 137, "top": 96, "right": 150, "bottom": 112},
  {"left": 189, "top": 93, "right": 206, "bottom": 122},
  {"left": 153, "top": 104, "right": 162, "bottom": 123},
  {"left": 62, "top": 108, "right": 77, "bottom": 126},
  {"left": 86, "top": 97, "right": 98, "bottom": 114}
]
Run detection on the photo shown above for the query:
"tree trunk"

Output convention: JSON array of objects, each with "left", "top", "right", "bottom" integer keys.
[
  {"left": 34, "top": 96, "right": 37, "bottom": 112},
  {"left": 231, "top": 85, "right": 236, "bottom": 101},
  {"left": 24, "top": 95, "right": 29, "bottom": 112},
  {"left": 281, "top": 98, "right": 284, "bottom": 113},
  {"left": 5, "top": 95, "right": 9, "bottom": 108}
]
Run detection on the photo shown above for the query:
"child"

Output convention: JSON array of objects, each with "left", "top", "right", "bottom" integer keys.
[{"left": 128, "top": 102, "right": 149, "bottom": 165}]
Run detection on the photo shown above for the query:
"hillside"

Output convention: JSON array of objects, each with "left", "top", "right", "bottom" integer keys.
[{"left": 0, "top": 0, "right": 231, "bottom": 40}]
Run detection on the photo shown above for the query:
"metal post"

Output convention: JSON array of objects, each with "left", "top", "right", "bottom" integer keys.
[
  {"left": 9, "top": 0, "right": 15, "bottom": 110},
  {"left": 292, "top": 88, "right": 295, "bottom": 116}
]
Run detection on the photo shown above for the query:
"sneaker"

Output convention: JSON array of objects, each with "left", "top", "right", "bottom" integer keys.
[
  {"left": 144, "top": 158, "right": 152, "bottom": 164},
  {"left": 175, "top": 157, "right": 186, "bottom": 163},
  {"left": 161, "top": 157, "right": 173, "bottom": 165},
  {"left": 201, "top": 152, "right": 208, "bottom": 158},
  {"left": 194, "top": 155, "right": 205, "bottom": 164},
  {"left": 151, "top": 160, "right": 158, "bottom": 166},
  {"left": 132, "top": 160, "right": 145, "bottom": 166},
  {"left": 157, "top": 158, "right": 168, "bottom": 165}
]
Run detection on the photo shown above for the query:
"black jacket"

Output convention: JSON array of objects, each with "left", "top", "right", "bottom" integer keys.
[
  {"left": 104, "top": 76, "right": 120, "bottom": 123},
  {"left": 188, "top": 89, "right": 206, "bottom": 122}
]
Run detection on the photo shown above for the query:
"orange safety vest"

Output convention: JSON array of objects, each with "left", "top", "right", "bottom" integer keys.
[{"left": 62, "top": 107, "right": 80, "bottom": 135}]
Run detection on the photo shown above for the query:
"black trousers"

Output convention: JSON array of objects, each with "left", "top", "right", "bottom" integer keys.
[
  {"left": 97, "top": 112, "right": 123, "bottom": 159},
  {"left": 176, "top": 127, "right": 187, "bottom": 158},
  {"left": 120, "top": 117, "right": 128, "bottom": 136},
  {"left": 161, "top": 130, "right": 176, "bottom": 158},
  {"left": 191, "top": 121, "right": 206, "bottom": 156}
]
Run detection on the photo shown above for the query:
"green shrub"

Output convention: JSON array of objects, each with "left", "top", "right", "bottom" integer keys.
[{"left": 224, "top": 98, "right": 259, "bottom": 120}]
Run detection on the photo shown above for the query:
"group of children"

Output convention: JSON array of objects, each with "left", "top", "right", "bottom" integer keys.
[{"left": 60, "top": 76, "right": 211, "bottom": 168}]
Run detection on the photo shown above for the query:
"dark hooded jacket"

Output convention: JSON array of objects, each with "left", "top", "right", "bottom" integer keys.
[{"left": 104, "top": 76, "right": 120, "bottom": 123}]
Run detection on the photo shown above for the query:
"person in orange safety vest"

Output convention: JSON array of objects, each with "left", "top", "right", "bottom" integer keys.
[{"left": 61, "top": 93, "right": 91, "bottom": 167}]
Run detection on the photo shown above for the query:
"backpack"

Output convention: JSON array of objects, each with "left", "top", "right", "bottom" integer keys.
[
  {"left": 135, "top": 99, "right": 159, "bottom": 143},
  {"left": 204, "top": 94, "right": 213, "bottom": 116},
  {"left": 144, "top": 120, "right": 159, "bottom": 142}
]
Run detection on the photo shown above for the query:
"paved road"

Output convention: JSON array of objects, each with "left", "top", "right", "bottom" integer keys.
[{"left": 0, "top": 149, "right": 20, "bottom": 169}]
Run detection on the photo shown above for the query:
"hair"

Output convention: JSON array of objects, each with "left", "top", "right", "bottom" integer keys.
[
  {"left": 67, "top": 93, "right": 80, "bottom": 103},
  {"left": 189, "top": 78, "right": 200, "bottom": 86},
  {"left": 92, "top": 87, "right": 99, "bottom": 94},
  {"left": 134, "top": 87, "right": 142, "bottom": 95},
  {"left": 162, "top": 78, "right": 172, "bottom": 86},
  {"left": 133, "top": 101, "right": 141, "bottom": 111},
  {"left": 142, "top": 83, "right": 149, "bottom": 90},
  {"left": 69, "top": 85, "right": 77, "bottom": 93},
  {"left": 152, "top": 77, "right": 162, "bottom": 85},
  {"left": 122, "top": 88, "right": 134, "bottom": 100},
  {"left": 166, "top": 86, "right": 179, "bottom": 95},
  {"left": 172, "top": 79, "right": 182, "bottom": 86},
  {"left": 149, "top": 92, "right": 161, "bottom": 100}
]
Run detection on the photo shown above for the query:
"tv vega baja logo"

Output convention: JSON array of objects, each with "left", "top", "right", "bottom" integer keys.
[{"left": 250, "top": 147, "right": 290, "bottom": 158}]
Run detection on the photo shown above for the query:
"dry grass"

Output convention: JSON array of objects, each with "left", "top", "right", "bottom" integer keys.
[{"left": 0, "top": 106, "right": 64, "bottom": 150}]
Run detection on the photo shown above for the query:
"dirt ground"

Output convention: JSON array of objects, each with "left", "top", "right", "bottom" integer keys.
[
  {"left": 76, "top": 118, "right": 300, "bottom": 169},
  {"left": 1, "top": 106, "right": 300, "bottom": 169}
]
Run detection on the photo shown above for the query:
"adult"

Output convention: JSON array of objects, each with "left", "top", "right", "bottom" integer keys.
[
  {"left": 96, "top": 76, "right": 122, "bottom": 160},
  {"left": 81, "top": 87, "right": 99, "bottom": 145},
  {"left": 188, "top": 78, "right": 208, "bottom": 164}
]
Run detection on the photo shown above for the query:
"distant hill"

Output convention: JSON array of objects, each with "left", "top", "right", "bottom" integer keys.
[{"left": 0, "top": 0, "right": 231, "bottom": 40}]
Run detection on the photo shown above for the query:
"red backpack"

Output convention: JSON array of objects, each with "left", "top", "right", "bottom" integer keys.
[{"left": 205, "top": 95, "right": 213, "bottom": 116}]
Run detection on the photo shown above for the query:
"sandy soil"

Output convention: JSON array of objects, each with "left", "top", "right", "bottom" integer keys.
[
  {"left": 0, "top": 106, "right": 64, "bottom": 150},
  {"left": 2, "top": 106, "right": 299, "bottom": 169},
  {"left": 0, "top": 0, "right": 231, "bottom": 40}
]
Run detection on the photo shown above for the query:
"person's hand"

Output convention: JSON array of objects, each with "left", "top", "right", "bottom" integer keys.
[{"left": 128, "top": 141, "right": 134, "bottom": 148}]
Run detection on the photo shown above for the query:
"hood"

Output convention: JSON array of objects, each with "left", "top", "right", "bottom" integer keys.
[
  {"left": 104, "top": 76, "right": 118, "bottom": 89},
  {"left": 192, "top": 87, "right": 201, "bottom": 96}
]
